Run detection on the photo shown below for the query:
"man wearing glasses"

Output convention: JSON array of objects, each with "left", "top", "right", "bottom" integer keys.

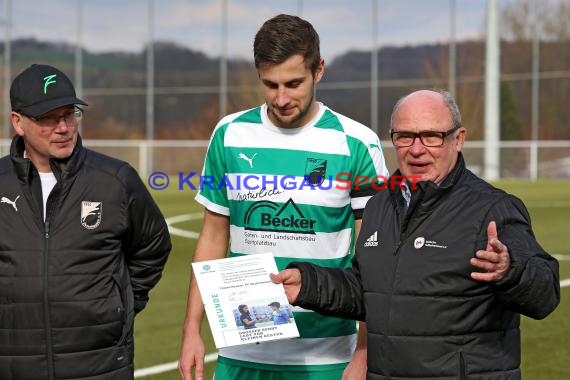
[
  {"left": 0, "top": 64, "right": 171, "bottom": 379},
  {"left": 272, "top": 89, "right": 560, "bottom": 379}
]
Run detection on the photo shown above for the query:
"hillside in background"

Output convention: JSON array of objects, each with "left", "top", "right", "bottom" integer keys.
[{"left": 1, "top": 37, "right": 569, "bottom": 141}]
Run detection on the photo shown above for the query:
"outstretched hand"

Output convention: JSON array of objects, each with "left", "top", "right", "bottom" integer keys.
[
  {"left": 270, "top": 269, "right": 302, "bottom": 304},
  {"left": 470, "top": 221, "right": 511, "bottom": 282}
]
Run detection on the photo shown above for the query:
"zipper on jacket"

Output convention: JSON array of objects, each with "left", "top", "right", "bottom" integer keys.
[
  {"left": 459, "top": 350, "right": 467, "bottom": 380},
  {"left": 393, "top": 240, "right": 402, "bottom": 255},
  {"left": 43, "top": 219, "right": 55, "bottom": 380},
  {"left": 42, "top": 181, "right": 62, "bottom": 380},
  {"left": 393, "top": 214, "right": 404, "bottom": 256}
]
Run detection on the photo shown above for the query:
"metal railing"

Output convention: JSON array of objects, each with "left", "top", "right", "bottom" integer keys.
[{"left": 2, "top": 139, "right": 570, "bottom": 181}]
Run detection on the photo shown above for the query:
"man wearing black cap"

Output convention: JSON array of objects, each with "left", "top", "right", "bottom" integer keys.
[{"left": 0, "top": 64, "right": 172, "bottom": 379}]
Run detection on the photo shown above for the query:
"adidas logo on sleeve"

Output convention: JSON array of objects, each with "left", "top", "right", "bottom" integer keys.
[{"left": 364, "top": 231, "right": 379, "bottom": 247}]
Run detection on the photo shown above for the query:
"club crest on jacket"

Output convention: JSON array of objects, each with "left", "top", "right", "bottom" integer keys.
[
  {"left": 414, "top": 236, "right": 425, "bottom": 249},
  {"left": 81, "top": 201, "right": 102, "bottom": 229}
]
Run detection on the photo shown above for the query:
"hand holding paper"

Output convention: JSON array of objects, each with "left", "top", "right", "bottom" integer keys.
[{"left": 192, "top": 253, "right": 300, "bottom": 348}]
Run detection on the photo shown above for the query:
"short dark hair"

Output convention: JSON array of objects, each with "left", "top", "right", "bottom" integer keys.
[
  {"left": 268, "top": 301, "right": 281, "bottom": 308},
  {"left": 238, "top": 304, "right": 248, "bottom": 313},
  {"left": 253, "top": 14, "right": 321, "bottom": 73}
]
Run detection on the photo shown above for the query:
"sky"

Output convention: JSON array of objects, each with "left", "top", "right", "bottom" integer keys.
[{"left": 3, "top": 0, "right": 488, "bottom": 61}]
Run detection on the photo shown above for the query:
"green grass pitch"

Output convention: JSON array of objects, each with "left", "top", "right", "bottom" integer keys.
[{"left": 133, "top": 179, "right": 570, "bottom": 379}]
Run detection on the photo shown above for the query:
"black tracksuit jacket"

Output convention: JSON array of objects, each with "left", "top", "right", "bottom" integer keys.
[
  {"left": 291, "top": 154, "right": 560, "bottom": 380},
  {"left": 0, "top": 136, "right": 171, "bottom": 379}
]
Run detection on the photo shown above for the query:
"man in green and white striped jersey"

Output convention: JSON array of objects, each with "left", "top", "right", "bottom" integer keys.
[{"left": 179, "top": 14, "right": 389, "bottom": 380}]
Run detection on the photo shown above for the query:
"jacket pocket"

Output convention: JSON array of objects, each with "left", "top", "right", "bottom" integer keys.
[{"left": 112, "top": 273, "right": 128, "bottom": 345}]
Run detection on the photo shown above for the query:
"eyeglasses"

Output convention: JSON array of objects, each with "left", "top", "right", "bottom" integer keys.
[
  {"left": 26, "top": 108, "right": 83, "bottom": 128},
  {"left": 390, "top": 126, "right": 460, "bottom": 147}
]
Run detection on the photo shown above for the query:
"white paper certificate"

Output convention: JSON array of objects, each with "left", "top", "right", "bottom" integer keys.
[{"left": 192, "top": 252, "right": 300, "bottom": 348}]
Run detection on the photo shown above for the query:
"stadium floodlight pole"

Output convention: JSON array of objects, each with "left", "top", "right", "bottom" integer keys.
[
  {"left": 530, "top": 0, "right": 540, "bottom": 181},
  {"left": 370, "top": 0, "right": 378, "bottom": 134},
  {"left": 484, "top": 0, "right": 500, "bottom": 181},
  {"left": 448, "top": 0, "right": 457, "bottom": 97},
  {"left": 219, "top": 0, "right": 228, "bottom": 120},
  {"left": 146, "top": 0, "right": 155, "bottom": 178},
  {"left": 75, "top": 0, "right": 83, "bottom": 135},
  {"left": 2, "top": 0, "right": 12, "bottom": 155}
]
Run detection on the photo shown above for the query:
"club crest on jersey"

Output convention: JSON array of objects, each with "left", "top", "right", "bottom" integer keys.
[
  {"left": 81, "top": 201, "right": 102, "bottom": 229},
  {"left": 304, "top": 158, "right": 327, "bottom": 187}
]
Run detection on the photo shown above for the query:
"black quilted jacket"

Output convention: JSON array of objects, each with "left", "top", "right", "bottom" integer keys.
[
  {"left": 291, "top": 154, "right": 559, "bottom": 380},
  {"left": 0, "top": 136, "right": 171, "bottom": 379}
]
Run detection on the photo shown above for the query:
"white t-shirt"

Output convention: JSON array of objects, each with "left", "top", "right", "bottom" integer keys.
[{"left": 39, "top": 172, "right": 57, "bottom": 221}]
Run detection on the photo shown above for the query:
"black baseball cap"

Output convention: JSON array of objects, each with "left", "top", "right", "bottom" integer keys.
[{"left": 10, "top": 64, "right": 87, "bottom": 118}]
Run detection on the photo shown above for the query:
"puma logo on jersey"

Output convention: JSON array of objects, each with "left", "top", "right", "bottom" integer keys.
[
  {"left": 364, "top": 231, "right": 379, "bottom": 247},
  {"left": 369, "top": 143, "right": 380, "bottom": 150},
  {"left": 238, "top": 153, "right": 257, "bottom": 168},
  {"left": 1, "top": 195, "right": 20, "bottom": 212}
]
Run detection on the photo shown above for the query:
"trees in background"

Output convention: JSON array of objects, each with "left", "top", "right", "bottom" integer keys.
[{"left": 1, "top": 1, "right": 569, "bottom": 141}]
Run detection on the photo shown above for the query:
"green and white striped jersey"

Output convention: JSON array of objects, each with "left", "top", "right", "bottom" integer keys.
[{"left": 196, "top": 102, "right": 388, "bottom": 372}]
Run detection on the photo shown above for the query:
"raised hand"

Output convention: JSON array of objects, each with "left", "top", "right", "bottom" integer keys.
[{"left": 470, "top": 221, "right": 511, "bottom": 282}]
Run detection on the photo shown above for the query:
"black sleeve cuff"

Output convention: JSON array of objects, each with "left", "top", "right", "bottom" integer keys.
[{"left": 286, "top": 261, "right": 320, "bottom": 307}]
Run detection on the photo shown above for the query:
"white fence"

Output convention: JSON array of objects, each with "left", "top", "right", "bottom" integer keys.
[{"left": 2, "top": 139, "right": 570, "bottom": 181}]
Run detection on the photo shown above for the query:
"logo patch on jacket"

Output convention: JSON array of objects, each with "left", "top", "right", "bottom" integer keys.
[
  {"left": 414, "top": 236, "right": 425, "bottom": 249},
  {"left": 81, "top": 201, "right": 102, "bottom": 229},
  {"left": 414, "top": 236, "right": 448, "bottom": 249},
  {"left": 364, "top": 231, "right": 379, "bottom": 247},
  {"left": 1, "top": 195, "right": 20, "bottom": 212}
]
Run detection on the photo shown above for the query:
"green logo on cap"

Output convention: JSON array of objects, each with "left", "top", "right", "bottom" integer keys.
[{"left": 43, "top": 74, "right": 57, "bottom": 94}]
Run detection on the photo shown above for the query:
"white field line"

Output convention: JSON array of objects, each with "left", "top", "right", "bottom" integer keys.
[
  {"left": 553, "top": 254, "right": 570, "bottom": 261},
  {"left": 134, "top": 212, "right": 208, "bottom": 378},
  {"left": 143, "top": 214, "right": 570, "bottom": 377},
  {"left": 165, "top": 212, "right": 203, "bottom": 239},
  {"left": 134, "top": 353, "right": 218, "bottom": 378}
]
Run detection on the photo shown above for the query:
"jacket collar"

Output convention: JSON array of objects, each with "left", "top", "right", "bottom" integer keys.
[
  {"left": 389, "top": 153, "right": 466, "bottom": 233},
  {"left": 10, "top": 134, "right": 86, "bottom": 184}
]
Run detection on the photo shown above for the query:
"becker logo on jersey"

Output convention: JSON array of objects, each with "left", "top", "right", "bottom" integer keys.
[
  {"left": 243, "top": 198, "right": 316, "bottom": 234},
  {"left": 81, "top": 201, "right": 102, "bottom": 229}
]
